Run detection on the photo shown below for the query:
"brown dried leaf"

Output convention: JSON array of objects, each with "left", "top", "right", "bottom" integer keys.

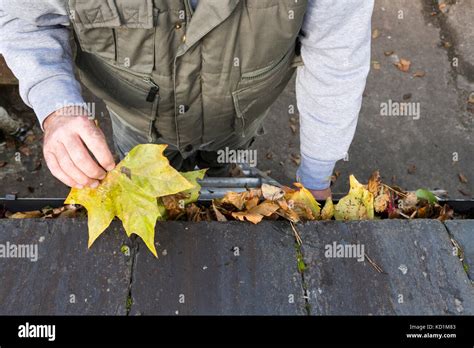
[
  {"left": 290, "top": 124, "right": 297, "bottom": 134},
  {"left": 292, "top": 202, "right": 316, "bottom": 221},
  {"left": 458, "top": 173, "right": 468, "bottom": 184},
  {"left": 220, "top": 191, "right": 248, "bottom": 210},
  {"left": 281, "top": 186, "right": 296, "bottom": 195},
  {"left": 220, "top": 189, "right": 262, "bottom": 210},
  {"left": 232, "top": 212, "right": 262, "bottom": 224},
  {"left": 161, "top": 192, "right": 188, "bottom": 220},
  {"left": 437, "top": 204, "right": 454, "bottom": 221},
  {"left": 262, "top": 184, "right": 285, "bottom": 201},
  {"left": 413, "top": 70, "right": 426, "bottom": 78},
  {"left": 416, "top": 205, "right": 431, "bottom": 219},
  {"left": 277, "top": 207, "right": 300, "bottom": 223},
  {"left": 401, "top": 192, "right": 418, "bottom": 211},
  {"left": 368, "top": 170, "right": 381, "bottom": 196},
  {"left": 245, "top": 196, "right": 260, "bottom": 210},
  {"left": 374, "top": 191, "right": 390, "bottom": 213},
  {"left": 231, "top": 201, "right": 280, "bottom": 224},
  {"left": 372, "top": 29, "right": 380, "bottom": 39},
  {"left": 212, "top": 201, "right": 227, "bottom": 222},
  {"left": 395, "top": 58, "right": 411, "bottom": 72},
  {"left": 9, "top": 210, "right": 43, "bottom": 219},
  {"left": 249, "top": 201, "right": 280, "bottom": 216},
  {"left": 186, "top": 203, "right": 202, "bottom": 222},
  {"left": 277, "top": 199, "right": 289, "bottom": 211}
]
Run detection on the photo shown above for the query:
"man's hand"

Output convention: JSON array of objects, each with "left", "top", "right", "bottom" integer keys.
[
  {"left": 43, "top": 107, "right": 116, "bottom": 189},
  {"left": 310, "top": 187, "right": 332, "bottom": 201}
]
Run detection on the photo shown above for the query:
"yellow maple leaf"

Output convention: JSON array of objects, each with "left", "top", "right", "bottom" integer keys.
[
  {"left": 286, "top": 183, "right": 321, "bottom": 220},
  {"left": 321, "top": 197, "right": 335, "bottom": 220},
  {"left": 334, "top": 175, "right": 374, "bottom": 220},
  {"left": 65, "top": 144, "right": 194, "bottom": 257}
]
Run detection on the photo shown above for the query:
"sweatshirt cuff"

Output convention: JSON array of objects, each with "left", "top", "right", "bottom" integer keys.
[
  {"left": 296, "top": 154, "right": 336, "bottom": 190},
  {"left": 28, "top": 76, "right": 86, "bottom": 130}
]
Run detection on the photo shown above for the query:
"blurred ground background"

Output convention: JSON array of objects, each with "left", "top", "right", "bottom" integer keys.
[{"left": 0, "top": 0, "right": 472, "bottom": 199}]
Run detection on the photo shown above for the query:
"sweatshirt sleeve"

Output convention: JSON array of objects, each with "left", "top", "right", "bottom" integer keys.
[
  {"left": 296, "top": 0, "right": 374, "bottom": 190},
  {"left": 0, "top": 0, "right": 85, "bottom": 129}
]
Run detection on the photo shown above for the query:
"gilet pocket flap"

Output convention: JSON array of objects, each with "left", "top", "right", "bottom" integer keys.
[
  {"left": 72, "top": 0, "right": 121, "bottom": 28},
  {"left": 72, "top": 0, "right": 154, "bottom": 29}
]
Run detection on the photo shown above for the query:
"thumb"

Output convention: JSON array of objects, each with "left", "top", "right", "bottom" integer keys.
[{"left": 78, "top": 120, "right": 116, "bottom": 171}]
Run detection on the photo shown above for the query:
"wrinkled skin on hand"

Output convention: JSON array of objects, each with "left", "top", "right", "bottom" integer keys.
[{"left": 43, "top": 107, "right": 116, "bottom": 189}]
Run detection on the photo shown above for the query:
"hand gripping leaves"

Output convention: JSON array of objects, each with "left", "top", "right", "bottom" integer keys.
[{"left": 65, "top": 144, "right": 195, "bottom": 257}]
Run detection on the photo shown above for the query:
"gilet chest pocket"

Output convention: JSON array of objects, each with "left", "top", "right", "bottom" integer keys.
[
  {"left": 232, "top": 48, "right": 297, "bottom": 136},
  {"left": 70, "top": 0, "right": 155, "bottom": 74}
]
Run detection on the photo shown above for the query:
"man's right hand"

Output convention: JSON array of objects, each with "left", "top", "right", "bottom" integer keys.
[{"left": 43, "top": 107, "right": 116, "bottom": 189}]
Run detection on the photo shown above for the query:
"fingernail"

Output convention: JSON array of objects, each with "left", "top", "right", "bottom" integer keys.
[
  {"left": 99, "top": 173, "right": 106, "bottom": 180},
  {"left": 90, "top": 181, "right": 99, "bottom": 188},
  {"left": 106, "top": 164, "right": 115, "bottom": 171},
  {"left": 76, "top": 184, "right": 84, "bottom": 189}
]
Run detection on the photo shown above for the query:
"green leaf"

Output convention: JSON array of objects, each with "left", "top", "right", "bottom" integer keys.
[{"left": 415, "top": 189, "right": 438, "bottom": 204}]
